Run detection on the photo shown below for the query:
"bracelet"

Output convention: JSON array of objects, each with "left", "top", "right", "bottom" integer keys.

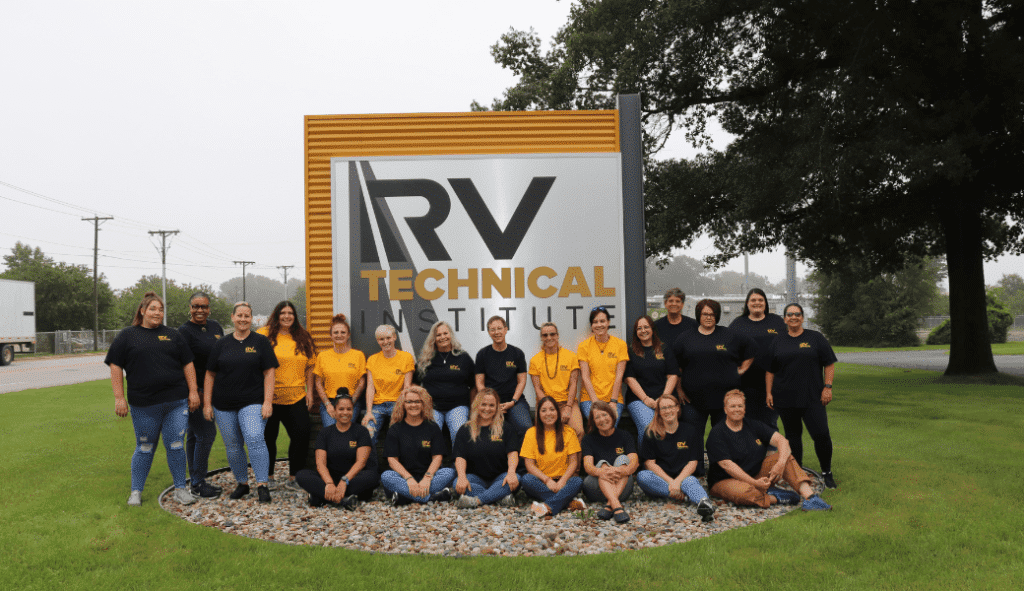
[{"left": 824, "top": 384, "right": 833, "bottom": 389}]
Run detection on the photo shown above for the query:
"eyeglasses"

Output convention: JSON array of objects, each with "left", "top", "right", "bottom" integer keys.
[
  {"left": 191, "top": 305, "right": 210, "bottom": 310},
  {"left": 785, "top": 312, "right": 803, "bottom": 317},
  {"left": 700, "top": 312, "right": 716, "bottom": 317}
]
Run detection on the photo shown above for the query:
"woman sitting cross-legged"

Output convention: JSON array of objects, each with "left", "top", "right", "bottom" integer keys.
[
  {"left": 519, "top": 396, "right": 585, "bottom": 517},
  {"left": 580, "top": 401, "right": 640, "bottom": 523},
  {"left": 706, "top": 389, "right": 831, "bottom": 511},
  {"left": 380, "top": 386, "right": 456, "bottom": 505},
  {"left": 636, "top": 394, "right": 716, "bottom": 522},
  {"left": 452, "top": 388, "right": 520, "bottom": 508},
  {"left": 294, "top": 395, "right": 379, "bottom": 509}
]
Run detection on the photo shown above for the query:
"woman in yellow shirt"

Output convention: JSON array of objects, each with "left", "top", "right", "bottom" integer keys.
[
  {"left": 361, "top": 324, "right": 415, "bottom": 444},
  {"left": 314, "top": 313, "right": 366, "bottom": 427},
  {"left": 519, "top": 396, "right": 585, "bottom": 517},
  {"left": 578, "top": 306, "right": 629, "bottom": 426},
  {"left": 257, "top": 301, "right": 316, "bottom": 490},
  {"left": 528, "top": 322, "right": 583, "bottom": 439}
]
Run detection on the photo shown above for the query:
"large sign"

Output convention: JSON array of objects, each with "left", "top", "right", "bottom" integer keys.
[{"left": 333, "top": 154, "right": 626, "bottom": 360}]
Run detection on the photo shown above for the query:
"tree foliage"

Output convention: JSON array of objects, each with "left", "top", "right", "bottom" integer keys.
[
  {"left": 114, "top": 275, "right": 231, "bottom": 329},
  {"left": 811, "top": 257, "right": 944, "bottom": 347},
  {"left": 481, "top": 0, "right": 1024, "bottom": 374},
  {"left": 645, "top": 253, "right": 803, "bottom": 299},
  {"left": 928, "top": 290, "right": 1014, "bottom": 345},
  {"left": 1, "top": 242, "right": 117, "bottom": 331},
  {"left": 218, "top": 275, "right": 304, "bottom": 317},
  {"left": 989, "top": 274, "right": 1024, "bottom": 316}
]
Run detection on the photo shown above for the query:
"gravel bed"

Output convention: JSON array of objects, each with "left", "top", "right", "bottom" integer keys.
[{"left": 160, "top": 462, "right": 823, "bottom": 556}]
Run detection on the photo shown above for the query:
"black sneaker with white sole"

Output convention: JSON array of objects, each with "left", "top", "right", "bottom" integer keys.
[
  {"left": 822, "top": 471, "right": 837, "bottom": 489},
  {"left": 191, "top": 481, "right": 223, "bottom": 498},
  {"left": 697, "top": 498, "right": 716, "bottom": 522}
]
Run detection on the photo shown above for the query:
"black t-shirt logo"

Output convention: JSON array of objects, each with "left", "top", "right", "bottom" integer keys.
[
  {"left": 158, "top": 335, "right": 171, "bottom": 342},
  {"left": 421, "top": 440, "right": 431, "bottom": 449},
  {"left": 245, "top": 347, "right": 257, "bottom": 354},
  {"left": 676, "top": 441, "right": 688, "bottom": 449},
  {"left": 449, "top": 364, "right": 460, "bottom": 371},
  {"left": 615, "top": 447, "right": 624, "bottom": 454},
  {"left": 800, "top": 342, "right": 812, "bottom": 349},
  {"left": 715, "top": 344, "right": 727, "bottom": 351},
  {"left": 766, "top": 329, "right": 778, "bottom": 334}
]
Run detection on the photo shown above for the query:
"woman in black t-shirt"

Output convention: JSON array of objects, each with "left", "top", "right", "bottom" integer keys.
[
  {"left": 106, "top": 291, "right": 199, "bottom": 507},
  {"left": 728, "top": 288, "right": 787, "bottom": 429},
  {"left": 452, "top": 388, "right": 520, "bottom": 508},
  {"left": 418, "top": 320, "right": 475, "bottom": 448},
  {"left": 294, "top": 395, "right": 378, "bottom": 508},
  {"left": 767, "top": 303, "right": 840, "bottom": 489},
  {"left": 380, "top": 386, "right": 457, "bottom": 505},
  {"left": 203, "top": 302, "right": 278, "bottom": 503},
  {"left": 580, "top": 402, "right": 639, "bottom": 523},
  {"left": 624, "top": 315, "right": 679, "bottom": 447}
]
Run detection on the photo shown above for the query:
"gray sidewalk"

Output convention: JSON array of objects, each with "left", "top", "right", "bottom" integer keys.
[{"left": 837, "top": 350, "right": 1024, "bottom": 376}]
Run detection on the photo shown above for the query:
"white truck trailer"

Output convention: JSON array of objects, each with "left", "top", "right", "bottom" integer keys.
[{"left": 0, "top": 278, "right": 36, "bottom": 365}]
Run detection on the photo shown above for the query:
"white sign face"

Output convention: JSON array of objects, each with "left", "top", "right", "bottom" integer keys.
[{"left": 331, "top": 153, "right": 626, "bottom": 400}]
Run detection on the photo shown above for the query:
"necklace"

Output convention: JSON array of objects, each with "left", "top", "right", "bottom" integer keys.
[
  {"left": 544, "top": 348, "right": 560, "bottom": 380},
  {"left": 596, "top": 336, "right": 609, "bottom": 356},
  {"left": 437, "top": 350, "right": 449, "bottom": 366}
]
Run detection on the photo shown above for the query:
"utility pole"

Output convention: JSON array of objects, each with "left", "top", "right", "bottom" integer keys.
[
  {"left": 82, "top": 216, "right": 113, "bottom": 350},
  {"left": 149, "top": 230, "right": 179, "bottom": 324},
  {"left": 234, "top": 261, "right": 255, "bottom": 301},
  {"left": 277, "top": 265, "right": 294, "bottom": 299}
]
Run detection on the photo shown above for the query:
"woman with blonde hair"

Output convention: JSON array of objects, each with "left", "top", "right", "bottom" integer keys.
[
  {"left": 380, "top": 386, "right": 456, "bottom": 505},
  {"left": 528, "top": 322, "right": 583, "bottom": 439},
  {"left": 452, "top": 388, "right": 520, "bottom": 508},
  {"left": 362, "top": 324, "right": 415, "bottom": 444},
  {"left": 418, "top": 320, "right": 475, "bottom": 447}
]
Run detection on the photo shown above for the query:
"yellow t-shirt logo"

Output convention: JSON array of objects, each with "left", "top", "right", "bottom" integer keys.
[
  {"left": 505, "top": 361, "right": 516, "bottom": 368},
  {"left": 158, "top": 335, "right": 171, "bottom": 341},
  {"left": 348, "top": 441, "right": 357, "bottom": 448},
  {"left": 421, "top": 440, "right": 431, "bottom": 449},
  {"left": 245, "top": 347, "right": 257, "bottom": 354},
  {"left": 716, "top": 344, "right": 727, "bottom": 351},
  {"left": 677, "top": 441, "right": 689, "bottom": 449},
  {"left": 800, "top": 342, "right": 812, "bottom": 349}
]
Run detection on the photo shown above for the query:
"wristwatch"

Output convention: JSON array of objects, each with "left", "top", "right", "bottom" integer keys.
[
  {"left": 824, "top": 384, "right": 833, "bottom": 389},
  {"left": 341, "top": 476, "right": 349, "bottom": 484}
]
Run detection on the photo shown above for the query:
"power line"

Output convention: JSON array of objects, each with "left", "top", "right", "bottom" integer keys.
[
  {"left": 277, "top": 265, "right": 294, "bottom": 299},
  {"left": 234, "top": 261, "right": 256, "bottom": 301},
  {"left": 150, "top": 230, "right": 179, "bottom": 324},
  {"left": 82, "top": 216, "right": 113, "bottom": 350}
]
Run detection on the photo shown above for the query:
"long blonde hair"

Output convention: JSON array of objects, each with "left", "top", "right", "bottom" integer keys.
[
  {"left": 391, "top": 386, "right": 435, "bottom": 424},
  {"left": 467, "top": 388, "right": 504, "bottom": 442},
  {"left": 416, "top": 320, "right": 466, "bottom": 375}
]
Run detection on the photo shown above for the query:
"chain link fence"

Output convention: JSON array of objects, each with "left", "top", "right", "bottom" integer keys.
[{"left": 34, "top": 330, "right": 122, "bottom": 354}]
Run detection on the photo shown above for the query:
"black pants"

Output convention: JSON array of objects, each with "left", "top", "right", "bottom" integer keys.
[
  {"left": 778, "top": 402, "right": 833, "bottom": 473},
  {"left": 295, "top": 467, "right": 379, "bottom": 504},
  {"left": 681, "top": 404, "right": 726, "bottom": 476},
  {"left": 265, "top": 399, "right": 311, "bottom": 476},
  {"left": 743, "top": 390, "right": 780, "bottom": 431}
]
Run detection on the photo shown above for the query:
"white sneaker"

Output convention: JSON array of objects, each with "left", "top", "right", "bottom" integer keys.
[
  {"left": 455, "top": 494, "right": 481, "bottom": 508},
  {"left": 127, "top": 491, "right": 142, "bottom": 506},
  {"left": 173, "top": 487, "right": 197, "bottom": 505}
]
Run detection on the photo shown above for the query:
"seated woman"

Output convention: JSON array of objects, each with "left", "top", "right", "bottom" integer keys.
[
  {"left": 380, "top": 386, "right": 456, "bottom": 505},
  {"left": 452, "top": 388, "right": 520, "bottom": 508},
  {"left": 636, "top": 394, "right": 716, "bottom": 522},
  {"left": 706, "top": 390, "right": 831, "bottom": 511},
  {"left": 294, "top": 395, "right": 379, "bottom": 509},
  {"left": 519, "top": 396, "right": 585, "bottom": 517},
  {"left": 580, "top": 401, "right": 639, "bottom": 523}
]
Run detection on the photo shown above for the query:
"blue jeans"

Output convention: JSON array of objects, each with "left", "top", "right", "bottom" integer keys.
[
  {"left": 380, "top": 467, "right": 457, "bottom": 503},
  {"left": 435, "top": 406, "right": 470, "bottom": 448},
  {"left": 129, "top": 399, "right": 189, "bottom": 491},
  {"left": 463, "top": 473, "right": 515, "bottom": 505},
  {"left": 580, "top": 401, "right": 625, "bottom": 428},
  {"left": 505, "top": 397, "right": 533, "bottom": 437},
  {"left": 636, "top": 470, "right": 709, "bottom": 503},
  {"left": 214, "top": 404, "right": 270, "bottom": 485},
  {"left": 186, "top": 405, "right": 217, "bottom": 486},
  {"left": 627, "top": 400, "right": 656, "bottom": 447},
  {"left": 319, "top": 400, "right": 364, "bottom": 428},
  {"left": 520, "top": 473, "right": 584, "bottom": 515}
]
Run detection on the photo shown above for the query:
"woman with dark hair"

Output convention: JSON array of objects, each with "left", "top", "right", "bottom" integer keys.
[
  {"left": 767, "top": 303, "right": 840, "bottom": 489},
  {"left": 624, "top": 315, "right": 679, "bottom": 446},
  {"left": 636, "top": 394, "right": 716, "bottom": 522},
  {"left": 528, "top": 322, "right": 583, "bottom": 439},
  {"left": 578, "top": 306, "right": 629, "bottom": 424},
  {"left": 314, "top": 313, "right": 366, "bottom": 427},
  {"left": 177, "top": 291, "right": 224, "bottom": 498},
  {"left": 204, "top": 302, "right": 278, "bottom": 503},
  {"left": 580, "top": 401, "right": 639, "bottom": 523},
  {"left": 674, "top": 298, "right": 756, "bottom": 476},
  {"left": 729, "top": 288, "right": 787, "bottom": 428},
  {"left": 519, "top": 396, "right": 585, "bottom": 517},
  {"left": 257, "top": 300, "right": 317, "bottom": 490},
  {"left": 380, "top": 386, "right": 456, "bottom": 505},
  {"left": 475, "top": 316, "right": 530, "bottom": 436},
  {"left": 453, "top": 388, "right": 520, "bottom": 508},
  {"left": 294, "top": 395, "right": 378, "bottom": 509},
  {"left": 107, "top": 291, "right": 200, "bottom": 506},
  {"left": 362, "top": 324, "right": 416, "bottom": 444},
  {"left": 418, "top": 320, "right": 475, "bottom": 447},
  {"left": 653, "top": 287, "right": 697, "bottom": 346}
]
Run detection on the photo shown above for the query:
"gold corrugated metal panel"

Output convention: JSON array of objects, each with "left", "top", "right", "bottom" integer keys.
[{"left": 305, "top": 109, "right": 620, "bottom": 345}]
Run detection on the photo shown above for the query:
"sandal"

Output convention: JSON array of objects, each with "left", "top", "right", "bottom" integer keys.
[
  {"left": 612, "top": 506, "right": 630, "bottom": 524},
  {"left": 597, "top": 504, "right": 613, "bottom": 520}
]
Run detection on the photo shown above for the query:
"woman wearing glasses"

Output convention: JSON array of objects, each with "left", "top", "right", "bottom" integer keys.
[
  {"left": 578, "top": 306, "right": 629, "bottom": 425},
  {"left": 767, "top": 303, "right": 839, "bottom": 489},
  {"left": 528, "top": 322, "right": 583, "bottom": 439},
  {"left": 673, "top": 299, "right": 756, "bottom": 475},
  {"left": 475, "top": 316, "right": 530, "bottom": 436},
  {"left": 380, "top": 386, "right": 456, "bottom": 505}
]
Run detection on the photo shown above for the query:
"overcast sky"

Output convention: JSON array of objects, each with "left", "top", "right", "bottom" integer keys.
[{"left": 2, "top": 1, "right": 1019, "bottom": 293}]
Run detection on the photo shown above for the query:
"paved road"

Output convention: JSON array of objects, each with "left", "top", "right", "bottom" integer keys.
[
  {"left": 837, "top": 350, "right": 1024, "bottom": 376},
  {"left": 0, "top": 354, "right": 109, "bottom": 394}
]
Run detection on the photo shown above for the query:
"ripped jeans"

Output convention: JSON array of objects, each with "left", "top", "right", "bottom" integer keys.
[{"left": 129, "top": 399, "right": 189, "bottom": 492}]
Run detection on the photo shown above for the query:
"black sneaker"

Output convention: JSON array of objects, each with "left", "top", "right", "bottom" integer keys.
[
  {"left": 388, "top": 490, "right": 400, "bottom": 506},
  {"left": 309, "top": 495, "right": 325, "bottom": 508},
  {"left": 429, "top": 488, "right": 452, "bottom": 503},
  {"left": 697, "top": 498, "right": 716, "bottom": 522},
  {"left": 191, "top": 481, "right": 222, "bottom": 498},
  {"left": 341, "top": 494, "right": 360, "bottom": 511},
  {"left": 257, "top": 485, "right": 271, "bottom": 503},
  {"left": 823, "top": 472, "right": 837, "bottom": 489},
  {"left": 229, "top": 483, "right": 250, "bottom": 500}
]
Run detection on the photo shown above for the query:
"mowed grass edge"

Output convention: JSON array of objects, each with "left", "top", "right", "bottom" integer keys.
[{"left": 1, "top": 365, "right": 1022, "bottom": 590}]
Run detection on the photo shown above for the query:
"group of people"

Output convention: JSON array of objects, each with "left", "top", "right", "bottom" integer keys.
[{"left": 107, "top": 287, "right": 837, "bottom": 521}]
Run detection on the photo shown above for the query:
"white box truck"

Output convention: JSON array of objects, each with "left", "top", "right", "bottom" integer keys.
[{"left": 0, "top": 278, "right": 36, "bottom": 365}]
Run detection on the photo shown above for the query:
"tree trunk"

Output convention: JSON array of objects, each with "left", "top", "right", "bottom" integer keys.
[{"left": 942, "top": 201, "right": 997, "bottom": 375}]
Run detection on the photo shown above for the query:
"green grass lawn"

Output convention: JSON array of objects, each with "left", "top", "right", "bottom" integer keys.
[
  {"left": 834, "top": 341, "right": 1024, "bottom": 355},
  {"left": 2, "top": 366, "right": 1023, "bottom": 590}
]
